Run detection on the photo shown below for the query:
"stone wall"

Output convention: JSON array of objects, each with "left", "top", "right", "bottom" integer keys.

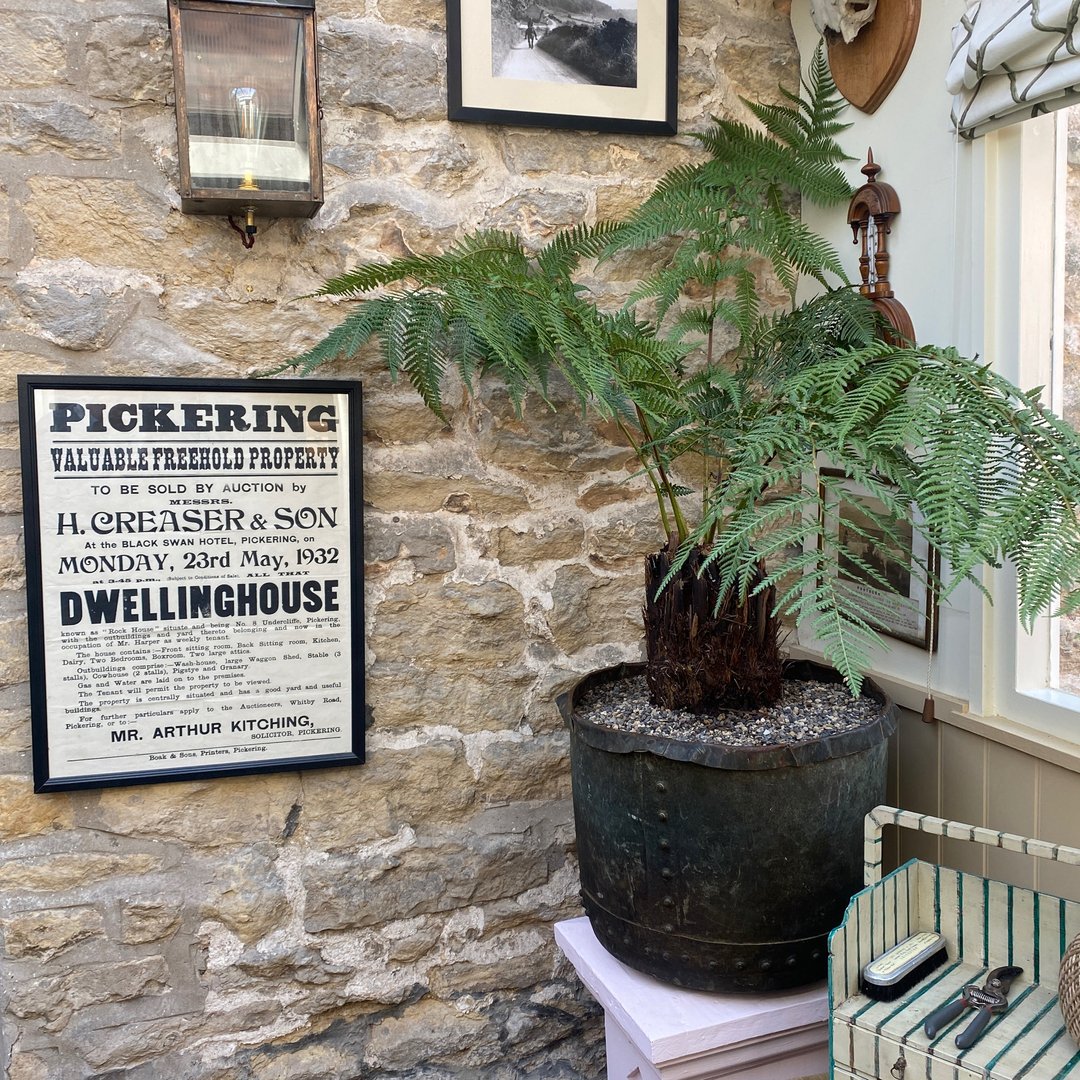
[{"left": 0, "top": 1, "right": 797, "bottom": 1076}]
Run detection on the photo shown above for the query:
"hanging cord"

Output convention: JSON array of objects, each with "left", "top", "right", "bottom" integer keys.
[
  {"left": 922, "top": 576, "right": 937, "bottom": 723},
  {"left": 228, "top": 216, "right": 256, "bottom": 249}
]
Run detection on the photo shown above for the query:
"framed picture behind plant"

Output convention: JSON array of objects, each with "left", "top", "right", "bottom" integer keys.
[
  {"left": 446, "top": 0, "right": 677, "bottom": 134},
  {"left": 819, "top": 469, "right": 940, "bottom": 651}
]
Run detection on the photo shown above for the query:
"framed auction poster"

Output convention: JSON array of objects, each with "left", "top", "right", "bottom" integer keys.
[{"left": 18, "top": 375, "right": 364, "bottom": 792}]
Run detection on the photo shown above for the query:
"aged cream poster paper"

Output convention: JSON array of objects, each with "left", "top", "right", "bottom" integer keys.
[{"left": 31, "top": 385, "right": 355, "bottom": 782}]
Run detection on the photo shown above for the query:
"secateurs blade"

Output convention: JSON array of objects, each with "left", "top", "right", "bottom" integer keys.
[{"left": 923, "top": 965, "right": 1023, "bottom": 1049}]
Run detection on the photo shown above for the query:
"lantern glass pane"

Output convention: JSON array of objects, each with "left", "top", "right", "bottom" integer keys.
[{"left": 179, "top": 7, "right": 312, "bottom": 193}]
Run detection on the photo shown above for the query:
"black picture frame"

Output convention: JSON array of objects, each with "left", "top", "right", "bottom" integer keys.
[
  {"left": 18, "top": 374, "right": 365, "bottom": 792},
  {"left": 446, "top": 0, "right": 678, "bottom": 134},
  {"left": 818, "top": 468, "right": 940, "bottom": 652}
]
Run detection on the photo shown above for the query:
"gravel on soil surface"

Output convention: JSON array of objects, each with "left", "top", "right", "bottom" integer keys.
[{"left": 577, "top": 673, "right": 882, "bottom": 748}]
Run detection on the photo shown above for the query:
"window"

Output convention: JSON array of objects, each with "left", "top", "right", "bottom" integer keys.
[
  {"left": 982, "top": 109, "right": 1080, "bottom": 745},
  {"left": 1057, "top": 104, "right": 1080, "bottom": 698}
]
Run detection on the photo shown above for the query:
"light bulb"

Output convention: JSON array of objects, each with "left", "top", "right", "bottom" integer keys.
[{"left": 231, "top": 86, "right": 262, "bottom": 191}]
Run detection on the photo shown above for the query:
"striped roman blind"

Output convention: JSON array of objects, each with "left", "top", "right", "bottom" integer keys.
[{"left": 948, "top": 0, "right": 1080, "bottom": 138}]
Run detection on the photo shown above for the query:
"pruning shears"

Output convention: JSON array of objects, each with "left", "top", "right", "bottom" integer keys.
[{"left": 923, "top": 965, "right": 1023, "bottom": 1049}]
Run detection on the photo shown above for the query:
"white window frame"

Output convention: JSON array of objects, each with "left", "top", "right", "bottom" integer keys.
[{"left": 978, "top": 110, "right": 1080, "bottom": 746}]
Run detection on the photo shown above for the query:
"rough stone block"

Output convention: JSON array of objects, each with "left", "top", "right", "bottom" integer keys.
[
  {"left": 0, "top": 185, "right": 9, "bottom": 266},
  {"left": 15, "top": 281, "right": 129, "bottom": 351},
  {"left": 200, "top": 844, "right": 290, "bottom": 942},
  {"left": 325, "top": 117, "right": 486, "bottom": 200},
  {"left": 496, "top": 520, "right": 585, "bottom": 565},
  {"left": 595, "top": 182, "right": 655, "bottom": 222},
  {"left": 681, "top": 0, "right": 793, "bottom": 42},
  {"left": 429, "top": 933, "right": 557, "bottom": 995},
  {"left": 299, "top": 742, "right": 477, "bottom": 848},
  {"left": 1, "top": 905, "right": 104, "bottom": 959},
  {"left": 385, "top": 916, "right": 443, "bottom": 963},
  {"left": 85, "top": 14, "right": 172, "bottom": 103},
  {"left": 577, "top": 480, "right": 649, "bottom": 513},
  {"left": 0, "top": 775, "right": 73, "bottom": 840},
  {"left": 304, "top": 802, "right": 571, "bottom": 932},
  {"left": 501, "top": 130, "right": 691, "bottom": 180},
  {"left": 506, "top": 982, "right": 606, "bottom": 1070},
  {"left": 585, "top": 502, "right": 663, "bottom": 567},
  {"left": 0, "top": 610, "right": 29, "bottom": 685},
  {"left": 0, "top": 529, "right": 26, "bottom": 588},
  {"left": 9, "top": 956, "right": 169, "bottom": 1032},
  {"left": 120, "top": 902, "right": 182, "bottom": 945},
  {"left": 0, "top": 101, "right": 121, "bottom": 159},
  {"left": 475, "top": 388, "right": 632, "bottom": 476},
  {"left": 373, "top": 577, "right": 523, "bottom": 655},
  {"left": 78, "top": 1013, "right": 201, "bottom": 1070},
  {"left": 6, "top": 1050, "right": 56, "bottom": 1080},
  {"left": 548, "top": 563, "right": 642, "bottom": 654},
  {"left": 526, "top": 654, "right": 643, "bottom": 736},
  {"left": 319, "top": 21, "right": 444, "bottom": 120},
  {"left": 481, "top": 189, "right": 590, "bottom": 239},
  {"left": 715, "top": 38, "right": 800, "bottom": 113},
  {"left": 25, "top": 177, "right": 182, "bottom": 272},
  {"left": 0, "top": 715, "right": 29, "bottom": 753},
  {"left": 0, "top": 852, "right": 162, "bottom": 894},
  {"left": 0, "top": 17, "right": 71, "bottom": 90},
  {"left": 93, "top": 774, "right": 299, "bottom": 848},
  {"left": 66, "top": 955, "right": 169, "bottom": 1011},
  {"left": 366, "top": 659, "right": 534, "bottom": 734},
  {"left": 474, "top": 732, "right": 570, "bottom": 804},
  {"left": 360, "top": 389, "right": 453, "bottom": 443},
  {"left": 247, "top": 1041, "right": 363, "bottom": 1080},
  {"left": 375, "top": 0, "right": 444, "bottom": 29},
  {"left": 198, "top": 995, "right": 285, "bottom": 1040},
  {"left": 365, "top": 515, "right": 457, "bottom": 574},
  {"left": 364, "top": 470, "right": 531, "bottom": 516},
  {"left": 203, "top": 941, "right": 349, "bottom": 997},
  {"left": 366, "top": 998, "right": 491, "bottom": 1071},
  {"left": 162, "top": 294, "right": 338, "bottom": 370}
]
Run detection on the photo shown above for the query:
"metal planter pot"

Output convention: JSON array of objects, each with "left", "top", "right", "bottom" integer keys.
[{"left": 557, "top": 659, "right": 896, "bottom": 993}]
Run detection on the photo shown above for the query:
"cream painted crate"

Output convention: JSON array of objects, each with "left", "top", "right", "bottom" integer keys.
[{"left": 829, "top": 806, "right": 1080, "bottom": 1079}]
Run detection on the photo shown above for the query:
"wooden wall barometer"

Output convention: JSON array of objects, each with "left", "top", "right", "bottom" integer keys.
[{"left": 847, "top": 149, "right": 914, "bottom": 343}]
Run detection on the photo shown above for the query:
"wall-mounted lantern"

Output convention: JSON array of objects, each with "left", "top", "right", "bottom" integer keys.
[{"left": 167, "top": 0, "right": 323, "bottom": 247}]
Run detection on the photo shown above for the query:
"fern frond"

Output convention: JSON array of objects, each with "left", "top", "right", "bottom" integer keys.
[
  {"left": 536, "top": 220, "right": 623, "bottom": 277},
  {"left": 279, "top": 297, "right": 394, "bottom": 376}
]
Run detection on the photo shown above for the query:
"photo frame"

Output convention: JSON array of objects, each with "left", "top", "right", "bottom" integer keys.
[
  {"left": 818, "top": 469, "right": 939, "bottom": 651},
  {"left": 446, "top": 0, "right": 677, "bottom": 134},
  {"left": 18, "top": 374, "right": 365, "bottom": 792}
]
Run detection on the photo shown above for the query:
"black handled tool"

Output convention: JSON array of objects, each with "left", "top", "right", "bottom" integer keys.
[{"left": 923, "top": 965, "right": 1023, "bottom": 1048}]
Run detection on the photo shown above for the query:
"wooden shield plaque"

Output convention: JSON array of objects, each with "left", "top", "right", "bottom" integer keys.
[{"left": 827, "top": 0, "right": 921, "bottom": 114}]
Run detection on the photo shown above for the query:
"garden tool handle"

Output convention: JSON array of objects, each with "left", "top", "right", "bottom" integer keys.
[
  {"left": 924, "top": 997, "right": 967, "bottom": 1039},
  {"left": 955, "top": 1007, "right": 995, "bottom": 1050}
]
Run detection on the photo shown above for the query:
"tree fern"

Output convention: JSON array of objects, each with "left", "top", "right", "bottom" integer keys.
[{"left": 285, "top": 45, "right": 1080, "bottom": 704}]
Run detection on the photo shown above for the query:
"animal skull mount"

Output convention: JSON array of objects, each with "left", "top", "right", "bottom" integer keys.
[{"left": 810, "top": 0, "right": 878, "bottom": 44}]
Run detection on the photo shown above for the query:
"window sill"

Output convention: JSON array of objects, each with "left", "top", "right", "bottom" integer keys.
[{"left": 787, "top": 646, "right": 1080, "bottom": 776}]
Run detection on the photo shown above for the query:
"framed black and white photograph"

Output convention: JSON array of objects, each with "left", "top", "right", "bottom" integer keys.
[
  {"left": 18, "top": 374, "right": 365, "bottom": 792},
  {"left": 446, "top": 0, "right": 677, "bottom": 134},
  {"left": 819, "top": 469, "right": 939, "bottom": 651}
]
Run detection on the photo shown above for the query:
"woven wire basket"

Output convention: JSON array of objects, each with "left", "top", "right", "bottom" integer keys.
[{"left": 1062, "top": 934, "right": 1080, "bottom": 1046}]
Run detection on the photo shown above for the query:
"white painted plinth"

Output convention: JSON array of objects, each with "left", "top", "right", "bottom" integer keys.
[{"left": 554, "top": 917, "right": 829, "bottom": 1080}]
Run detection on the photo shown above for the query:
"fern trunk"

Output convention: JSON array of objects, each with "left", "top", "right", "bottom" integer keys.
[{"left": 643, "top": 545, "right": 783, "bottom": 712}]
